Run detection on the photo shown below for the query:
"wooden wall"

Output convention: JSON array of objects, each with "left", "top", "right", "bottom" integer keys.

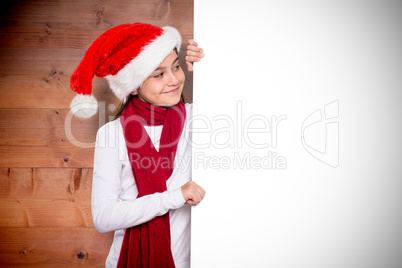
[{"left": 0, "top": 0, "right": 193, "bottom": 266}]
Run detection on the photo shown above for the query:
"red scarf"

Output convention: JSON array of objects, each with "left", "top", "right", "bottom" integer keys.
[{"left": 117, "top": 97, "right": 186, "bottom": 268}]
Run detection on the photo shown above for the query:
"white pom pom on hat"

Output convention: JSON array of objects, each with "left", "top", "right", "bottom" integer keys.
[
  {"left": 70, "top": 94, "right": 98, "bottom": 118},
  {"left": 69, "top": 23, "right": 182, "bottom": 118}
]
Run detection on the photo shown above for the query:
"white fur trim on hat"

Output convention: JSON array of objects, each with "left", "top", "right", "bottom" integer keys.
[
  {"left": 70, "top": 94, "right": 98, "bottom": 118},
  {"left": 105, "top": 26, "right": 182, "bottom": 103}
]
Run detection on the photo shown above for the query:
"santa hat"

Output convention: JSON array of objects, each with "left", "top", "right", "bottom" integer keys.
[{"left": 69, "top": 23, "right": 182, "bottom": 118}]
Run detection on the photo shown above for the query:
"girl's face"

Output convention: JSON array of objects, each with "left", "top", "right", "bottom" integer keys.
[{"left": 132, "top": 50, "right": 185, "bottom": 107}]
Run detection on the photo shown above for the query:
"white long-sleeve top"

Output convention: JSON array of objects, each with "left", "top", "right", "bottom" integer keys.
[{"left": 92, "top": 103, "right": 193, "bottom": 268}]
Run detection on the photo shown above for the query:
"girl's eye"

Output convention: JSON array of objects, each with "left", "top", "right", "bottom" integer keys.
[
  {"left": 174, "top": 64, "right": 181, "bottom": 70},
  {"left": 154, "top": 72, "right": 163, "bottom": 78}
]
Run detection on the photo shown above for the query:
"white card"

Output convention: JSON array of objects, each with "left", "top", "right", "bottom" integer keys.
[{"left": 191, "top": 1, "right": 402, "bottom": 267}]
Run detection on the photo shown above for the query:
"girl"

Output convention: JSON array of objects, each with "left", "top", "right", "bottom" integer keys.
[{"left": 69, "top": 23, "right": 205, "bottom": 268}]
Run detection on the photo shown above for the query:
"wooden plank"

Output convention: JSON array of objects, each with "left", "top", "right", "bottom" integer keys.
[
  {"left": 0, "top": 23, "right": 193, "bottom": 50},
  {"left": 0, "top": 49, "right": 85, "bottom": 76},
  {"left": 0, "top": 16, "right": 192, "bottom": 36},
  {"left": 0, "top": 74, "right": 80, "bottom": 109},
  {"left": 0, "top": 146, "right": 94, "bottom": 168},
  {"left": 0, "top": 168, "right": 93, "bottom": 227},
  {"left": 0, "top": 109, "right": 98, "bottom": 168},
  {"left": 0, "top": 75, "right": 117, "bottom": 109},
  {"left": 0, "top": 0, "right": 193, "bottom": 50},
  {"left": 0, "top": 227, "right": 113, "bottom": 267},
  {"left": 0, "top": 199, "right": 92, "bottom": 228},
  {"left": 0, "top": 108, "right": 73, "bottom": 130},
  {"left": 0, "top": 168, "right": 92, "bottom": 200},
  {"left": 0, "top": 0, "right": 193, "bottom": 25}
]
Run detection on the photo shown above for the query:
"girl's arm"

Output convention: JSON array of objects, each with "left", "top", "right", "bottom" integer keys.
[
  {"left": 91, "top": 123, "right": 185, "bottom": 233},
  {"left": 185, "top": 39, "right": 204, "bottom": 72}
]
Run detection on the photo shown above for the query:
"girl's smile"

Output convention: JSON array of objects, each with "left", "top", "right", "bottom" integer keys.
[{"left": 163, "top": 87, "right": 180, "bottom": 94}]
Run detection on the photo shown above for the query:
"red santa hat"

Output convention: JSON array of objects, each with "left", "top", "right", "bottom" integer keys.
[{"left": 70, "top": 23, "right": 182, "bottom": 118}]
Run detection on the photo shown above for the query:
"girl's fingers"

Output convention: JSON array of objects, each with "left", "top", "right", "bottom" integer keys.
[
  {"left": 188, "top": 39, "right": 198, "bottom": 47},
  {"left": 185, "top": 40, "right": 204, "bottom": 71},
  {"left": 185, "top": 55, "right": 202, "bottom": 63},
  {"left": 186, "top": 50, "right": 203, "bottom": 57},
  {"left": 186, "top": 61, "right": 193, "bottom": 72},
  {"left": 187, "top": 45, "right": 203, "bottom": 52}
]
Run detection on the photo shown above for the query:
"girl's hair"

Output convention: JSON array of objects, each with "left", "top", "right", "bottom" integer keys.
[
  {"left": 113, "top": 47, "right": 184, "bottom": 120},
  {"left": 113, "top": 95, "right": 133, "bottom": 119}
]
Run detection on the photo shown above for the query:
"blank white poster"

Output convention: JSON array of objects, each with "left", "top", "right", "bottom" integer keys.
[{"left": 190, "top": 1, "right": 402, "bottom": 268}]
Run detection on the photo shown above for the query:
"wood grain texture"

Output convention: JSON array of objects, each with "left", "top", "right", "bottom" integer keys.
[
  {"left": 0, "top": 168, "right": 92, "bottom": 200},
  {"left": 0, "top": 168, "right": 93, "bottom": 227},
  {"left": 0, "top": 0, "right": 193, "bottom": 109},
  {"left": 0, "top": 0, "right": 193, "bottom": 265},
  {"left": 0, "top": 109, "right": 99, "bottom": 168},
  {"left": 0, "top": 0, "right": 193, "bottom": 51},
  {"left": 0, "top": 228, "right": 113, "bottom": 267},
  {"left": 0, "top": 199, "right": 92, "bottom": 228}
]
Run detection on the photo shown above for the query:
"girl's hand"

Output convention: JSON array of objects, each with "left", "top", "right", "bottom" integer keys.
[
  {"left": 181, "top": 181, "right": 206, "bottom": 205},
  {"left": 185, "top": 39, "right": 204, "bottom": 72}
]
